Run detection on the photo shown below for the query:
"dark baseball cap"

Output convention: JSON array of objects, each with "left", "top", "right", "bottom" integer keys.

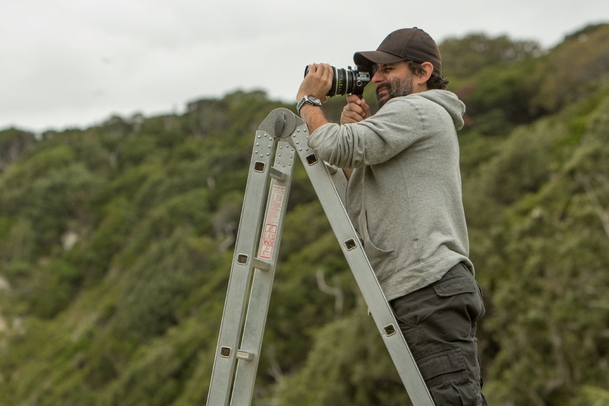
[{"left": 354, "top": 27, "right": 442, "bottom": 74}]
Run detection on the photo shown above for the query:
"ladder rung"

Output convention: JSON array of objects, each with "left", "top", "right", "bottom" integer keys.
[
  {"left": 270, "top": 167, "right": 287, "bottom": 182},
  {"left": 236, "top": 350, "right": 255, "bottom": 361},
  {"left": 252, "top": 258, "right": 271, "bottom": 272}
]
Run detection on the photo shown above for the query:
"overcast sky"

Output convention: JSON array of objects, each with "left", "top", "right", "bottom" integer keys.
[{"left": 1, "top": 0, "right": 606, "bottom": 133}]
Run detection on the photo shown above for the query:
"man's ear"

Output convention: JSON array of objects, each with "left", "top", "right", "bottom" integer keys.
[{"left": 419, "top": 61, "right": 434, "bottom": 81}]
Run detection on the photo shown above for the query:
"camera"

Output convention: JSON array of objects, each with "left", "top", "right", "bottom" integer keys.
[{"left": 304, "top": 65, "right": 371, "bottom": 97}]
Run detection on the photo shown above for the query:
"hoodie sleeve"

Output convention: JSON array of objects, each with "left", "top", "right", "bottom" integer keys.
[{"left": 308, "top": 97, "right": 426, "bottom": 168}]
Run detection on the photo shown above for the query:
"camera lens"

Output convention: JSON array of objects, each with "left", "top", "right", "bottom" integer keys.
[
  {"left": 329, "top": 67, "right": 351, "bottom": 97},
  {"left": 303, "top": 65, "right": 370, "bottom": 97}
]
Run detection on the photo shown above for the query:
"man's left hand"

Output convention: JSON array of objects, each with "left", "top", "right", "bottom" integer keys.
[{"left": 296, "top": 63, "right": 333, "bottom": 102}]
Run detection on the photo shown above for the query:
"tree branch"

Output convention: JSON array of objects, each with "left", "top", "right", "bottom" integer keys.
[{"left": 316, "top": 269, "right": 344, "bottom": 319}]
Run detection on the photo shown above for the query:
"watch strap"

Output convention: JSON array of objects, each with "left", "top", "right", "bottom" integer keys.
[{"left": 297, "top": 95, "right": 322, "bottom": 116}]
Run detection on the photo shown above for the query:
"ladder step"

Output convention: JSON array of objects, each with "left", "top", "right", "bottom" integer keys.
[
  {"left": 252, "top": 258, "right": 271, "bottom": 272},
  {"left": 270, "top": 167, "right": 287, "bottom": 182},
  {"left": 236, "top": 350, "right": 255, "bottom": 361}
]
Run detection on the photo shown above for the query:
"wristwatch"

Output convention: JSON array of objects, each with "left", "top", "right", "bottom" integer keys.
[{"left": 297, "top": 95, "right": 322, "bottom": 116}]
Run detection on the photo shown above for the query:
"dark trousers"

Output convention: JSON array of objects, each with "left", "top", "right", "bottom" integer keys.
[{"left": 390, "top": 263, "right": 487, "bottom": 406}]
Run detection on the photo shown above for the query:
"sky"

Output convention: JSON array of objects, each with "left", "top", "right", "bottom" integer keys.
[{"left": 1, "top": 0, "right": 607, "bottom": 133}]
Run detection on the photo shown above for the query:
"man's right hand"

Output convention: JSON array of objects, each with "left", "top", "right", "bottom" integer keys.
[{"left": 340, "top": 94, "right": 371, "bottom": 124}]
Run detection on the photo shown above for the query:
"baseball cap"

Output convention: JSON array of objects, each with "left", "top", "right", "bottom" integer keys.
[{"left": 354, "top": 27, "right": 442, "bottom": 74}]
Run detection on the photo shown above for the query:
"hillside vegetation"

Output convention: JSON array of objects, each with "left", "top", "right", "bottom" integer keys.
[{"left": 1, "top": 23, "right": 608, "bottom": 405}]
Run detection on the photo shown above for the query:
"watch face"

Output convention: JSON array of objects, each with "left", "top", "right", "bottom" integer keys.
[{"left": 307, "top": 96, "right": 321, "bottom": 105}]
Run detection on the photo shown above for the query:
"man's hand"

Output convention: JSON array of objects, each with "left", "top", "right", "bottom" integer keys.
[
  {"left": 296, "top": 63, "right": 333, "bottom": 102},
  {"left": 340, "top": 94, "right": 371, "bottom": 124}
]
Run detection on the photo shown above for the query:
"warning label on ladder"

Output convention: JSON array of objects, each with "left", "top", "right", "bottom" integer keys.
[{"left": 259, "top": 184, "right": 286, "bottom": 260}]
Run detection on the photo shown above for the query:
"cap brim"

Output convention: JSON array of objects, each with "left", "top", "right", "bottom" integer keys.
[{"left": 354, "top": 50, "right": 405, "bottom": 67}]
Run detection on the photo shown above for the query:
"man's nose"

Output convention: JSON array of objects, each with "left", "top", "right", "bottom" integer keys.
[{"left": 372, "top": 70, "right": 384, "bottom": 84}]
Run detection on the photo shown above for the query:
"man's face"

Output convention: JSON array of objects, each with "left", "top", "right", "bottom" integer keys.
[{"left": 372, "top": 62, "right": 414, "bottom": 107}]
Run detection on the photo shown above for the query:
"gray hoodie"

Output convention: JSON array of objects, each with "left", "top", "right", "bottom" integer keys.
[{"left": 308, "top": 89, "right": 472, "bottom": 300}]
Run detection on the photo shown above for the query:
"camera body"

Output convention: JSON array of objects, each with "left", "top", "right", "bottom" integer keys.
[{"left": 304, "top": 65, "right": 372, "bottom": 97}]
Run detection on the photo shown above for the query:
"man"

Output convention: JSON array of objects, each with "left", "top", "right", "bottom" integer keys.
[{"left": 296, "top": 27, "right": 487, "bottom": 405}]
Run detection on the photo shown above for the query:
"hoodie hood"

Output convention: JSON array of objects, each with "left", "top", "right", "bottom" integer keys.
[{"left": 409, "top": 90, "right": 466, "bottom": 130}]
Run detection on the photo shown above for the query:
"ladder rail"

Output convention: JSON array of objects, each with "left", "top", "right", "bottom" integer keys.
[
  {"left": 207, "top": 110, "right": 298, "bottom": 406},
  {"left": 206, "top": 130, "right": 279, "bottom": 406},
  {"left": 230, "top": 140, "right": 296, "bottom": 405}
]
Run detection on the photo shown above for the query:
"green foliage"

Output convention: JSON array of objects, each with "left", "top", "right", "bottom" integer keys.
[
  {"left": 530, "top": 24, "right": 609, "bottom": 114},
  {"left": 271, "top": 307, "right": 410, "bottom": 406},
  {"left": 1, "top": 25, "right": 609, "bottom": 406},
  {"left": 450, "top": 24, "right": 609, "bottom": 138},
  {"left": 583, "top": 386, "right": 609, "bottom": 406},
  {"left": 441, "top": 32, "right": 542, "bottom": 80},
  {"left": 472, "top": 78, "right": 609, "bottom": 405},
  {"left": 18, "top": 258, "right": 82, "bottom": 319},
  {"left": 0, "top": 128, "right": 36, "bottom": 172}
]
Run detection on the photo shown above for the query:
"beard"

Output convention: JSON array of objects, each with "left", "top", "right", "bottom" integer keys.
[{"left": 376, "top": 77, "right": 414, "bottom": 108}]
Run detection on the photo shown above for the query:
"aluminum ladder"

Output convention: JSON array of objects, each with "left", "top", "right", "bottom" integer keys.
[{"left": 206, "top": 108, "right": 435, "bottom": 406}]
